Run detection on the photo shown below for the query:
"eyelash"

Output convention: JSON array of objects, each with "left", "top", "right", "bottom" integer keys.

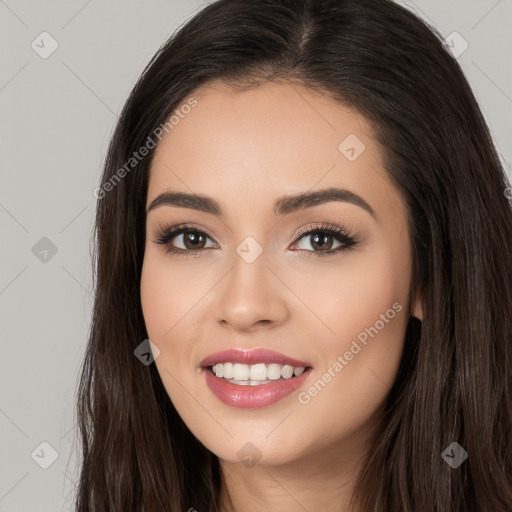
[{"left": 152, "top": 222, "right": 359, "bottom": 258}]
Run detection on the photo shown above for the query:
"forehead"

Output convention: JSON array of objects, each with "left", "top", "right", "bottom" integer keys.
[{"left": 147, "top": 80, "right": 399, "bottom": 219}]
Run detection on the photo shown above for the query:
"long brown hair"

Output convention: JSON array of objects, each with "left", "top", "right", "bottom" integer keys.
[{"left": 74, "top": 0, "right": 512, "bottom": 510}]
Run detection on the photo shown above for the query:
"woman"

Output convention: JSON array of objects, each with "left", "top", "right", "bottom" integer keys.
[{"left": 75, "top": 0, "right": 512, "bottom": 510}]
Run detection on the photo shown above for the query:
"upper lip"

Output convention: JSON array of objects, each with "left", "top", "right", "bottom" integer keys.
[{"left": 199, "top": 348, "right": 311, "bottom": 368}]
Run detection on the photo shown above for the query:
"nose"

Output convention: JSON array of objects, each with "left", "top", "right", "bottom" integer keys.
[{"left": 215, "top": 251, "right": 289, "bottom": 332}]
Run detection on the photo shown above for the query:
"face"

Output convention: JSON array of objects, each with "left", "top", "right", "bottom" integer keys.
[{"left": 140, "top": 80, "right": 421, "bottom": 467}]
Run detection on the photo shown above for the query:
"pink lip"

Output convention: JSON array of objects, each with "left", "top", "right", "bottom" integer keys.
[
  {"left": 201, "top": 367, "right": 312, "bottom": 408},
  {"left": 199, "top": 348, "right": 311, "bottom": 368},
  {"left": 199, "top": 348, "right": 312, "bottom": 409}
]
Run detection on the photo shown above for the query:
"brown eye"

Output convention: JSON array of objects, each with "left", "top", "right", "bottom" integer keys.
[
  {"left": 291, "top": 224, "right": 359, "bottom": 257},
  {"left": 181, "top": 231, "right": 208, "bottom": 250},
  {"left": 302, "top": 232, "right": 338, "bottom": 252},
  {"left": 153, "top": 225, "right": 217, "bottom": 256}
]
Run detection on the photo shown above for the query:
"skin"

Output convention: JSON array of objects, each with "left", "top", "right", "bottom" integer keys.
[{"left": 140, "top": 79, "right": 423, "bottom": 512}]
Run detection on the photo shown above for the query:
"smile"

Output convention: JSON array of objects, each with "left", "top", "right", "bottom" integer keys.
[
  {"left": 199, "top": 348, "right": 313, "bottom": 408},
  {"left": 209, "top": 362, "right": 306, "bottom": 385}
]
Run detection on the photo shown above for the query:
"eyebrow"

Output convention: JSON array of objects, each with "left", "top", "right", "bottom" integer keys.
[{"left": 146, "top": 187, "right": 376, "bottom": 219}]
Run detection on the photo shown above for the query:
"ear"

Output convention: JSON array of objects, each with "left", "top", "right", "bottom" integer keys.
[{"left": 411, "top": 288, "right": 424, "bottom": 321}]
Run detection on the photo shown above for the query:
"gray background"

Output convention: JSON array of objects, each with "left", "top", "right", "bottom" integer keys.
[{"left": 0, "top": 1, "right": 510, "bottom": 510}]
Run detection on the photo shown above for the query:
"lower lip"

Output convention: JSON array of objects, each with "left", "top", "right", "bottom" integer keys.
[{"left": 202, "top": 367, "right": 312, "bottom": 408}]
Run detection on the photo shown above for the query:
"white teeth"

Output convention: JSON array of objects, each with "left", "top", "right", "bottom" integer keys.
[
  {"left": 249, "top": 363, "right": 267, "bottom": 380},
  {"left": 223, "top": 362, "right": 234, "bottom": 379},
  {"left": 212, "top": 363, "right": 223, "bottom": 378},
  {"left": 233, "top": 363, "right": 250, "bottom": 381},
  {"left": 281, "top": 365, "right": 294, "bottom": 379},
  {"left": 267, "top": 363, "right": 282, "bottom": 380},
  {"left": 211, "top": 362, "right": 307, "bottom": 384}
]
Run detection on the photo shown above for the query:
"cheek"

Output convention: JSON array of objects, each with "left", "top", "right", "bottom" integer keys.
[
  {"left": 285, "top": 239, "right": 410, "bottom": 350},
  {"left": 330, "top": 256, "right": 408, "bottom": 342},
  {"left": 331, "top": 226, "right": 411, "bottom": 336},
  {"left": 140, "top": 249, "right": 219, "bottom": 387},
  {"left": 140, "top": 253, "right": 200, "bottom": 409},
  {"left": 293, "top": 241, "right": 411, "bottom": 430},
  {"left": 140, "top": 250, "right": 202, "bottom": 341},
  {"left": 332, "top": 242, "right": 410, "bottom": 365},
  {"left": 140, "top": 258, "right": 170, "bottom": 341},
  {"left": 140, "top": 252, "right": 197, "bottom": 376}
]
